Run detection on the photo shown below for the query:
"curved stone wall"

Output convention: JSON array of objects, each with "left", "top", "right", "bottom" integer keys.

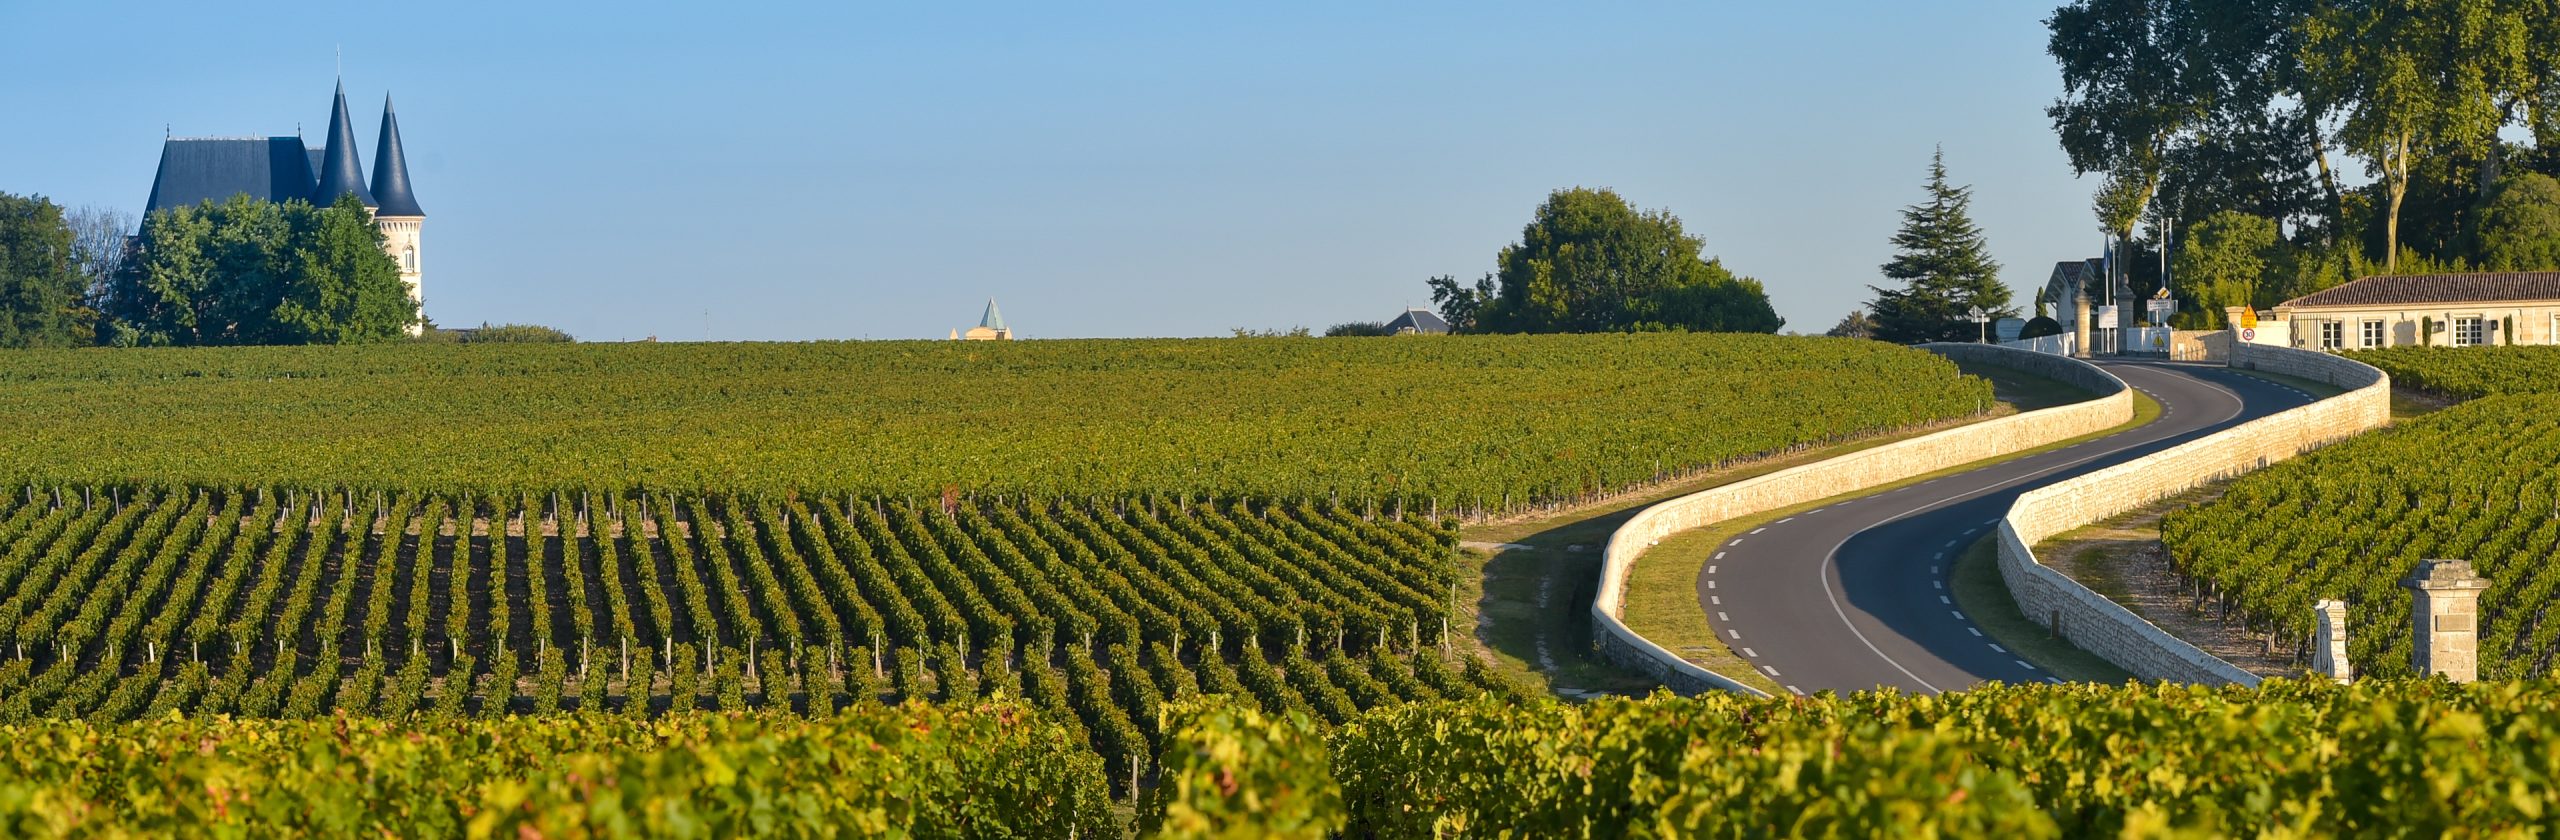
[
  {"left": 1591, "top": 344, "right": 2135, "bottom": 695},
  {"left": 1994, "top": 344, "right": 2390, "bottom": 684}
]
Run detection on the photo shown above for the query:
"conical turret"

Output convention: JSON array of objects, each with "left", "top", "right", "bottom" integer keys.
[
  {"left": 370, "top": 94, "right": 423, "bottom": 217},
  {"left": 312, "top": 80, "right": 376, "bottom": 208}
]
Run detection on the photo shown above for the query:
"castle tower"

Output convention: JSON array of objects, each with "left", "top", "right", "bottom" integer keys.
[
  {"left": 311, "top": 80, "right": 377, "bottom": 209},
  {"left": 370, "top": 94, "right": 425, "bottom": 332}
]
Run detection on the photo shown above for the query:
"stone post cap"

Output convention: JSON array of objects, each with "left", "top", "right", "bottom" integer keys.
[
  {"left": 2404, "top": 559, "right": 2486, "bottom": 589},
  {"left": 2314, "top": 599, "right": 2348, "bottom": 612}
]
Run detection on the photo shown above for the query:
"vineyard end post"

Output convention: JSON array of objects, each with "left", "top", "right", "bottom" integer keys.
[
  {"left": 2405, "top": 559, "right": 2485, "bottom": 683},
  {"left": 2311, "top": 599, "right": 2351, "bottom": 683}
]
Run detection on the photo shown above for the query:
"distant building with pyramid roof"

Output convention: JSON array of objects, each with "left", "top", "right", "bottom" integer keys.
[{"left": 954, "top": 299, "right": 1013, "bottom": 340}]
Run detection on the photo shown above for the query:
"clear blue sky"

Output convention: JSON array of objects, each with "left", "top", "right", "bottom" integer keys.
[{"left": 2, "top": 2, "right": 2109, "bottom": 340}]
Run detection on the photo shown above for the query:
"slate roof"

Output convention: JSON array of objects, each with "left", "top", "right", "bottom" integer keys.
[
  {"left": 1385, "top": 308, "right": 1450, "bottom": 334},
  {"left": 311, "top": 81, "right": 376, "bottom": 208},
  {"left": 2049, "top": 260, "right": 2100, "bottom": 284},
  {"left": 370, "top": 95, "right": 423, "bottom": 217},
  {"left": 979, "top": 299, "right": 1006, "bottom": 331},
  {"left": 2281, "top": 272, "right": 2560, "bottom": 309},
  {"left": 144, "top": 137, "right": 318, "bottom": 214}
]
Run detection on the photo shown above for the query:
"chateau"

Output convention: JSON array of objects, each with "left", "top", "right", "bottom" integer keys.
[{"left": 143, "top": 81, "right": 426, "bottom": 329}]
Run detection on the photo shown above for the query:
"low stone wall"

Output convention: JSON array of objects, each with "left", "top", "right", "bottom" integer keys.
[
  {"left": 2170, "top": 330, "right": 2229, "bottom": 363},
  {"left": 1995, "top": 344, "right": 2390, "bottom": 684},
  {"left": 1591, "top": 344, "right": 2135, "bottom": 695}
]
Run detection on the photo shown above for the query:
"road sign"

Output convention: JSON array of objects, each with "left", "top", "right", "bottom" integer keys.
[
  {"left": 2241, "top": 327, "right": 2257, "bottom": 342},
  {"left": 2146, "top": 297, "right": 2176, "bottom": 320},
  {"left": 2097, "top": 305, "right": 2119, "bottom": 323},
  {"left": 2240, "top": 309, "right": 2259, "bottom": 329}
]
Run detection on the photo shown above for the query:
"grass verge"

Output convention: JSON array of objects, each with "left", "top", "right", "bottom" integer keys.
[{"left": 1948, "top": 534, "right": 2139, "bottom": 684}]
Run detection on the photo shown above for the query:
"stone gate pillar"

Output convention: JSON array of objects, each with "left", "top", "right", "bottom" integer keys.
[
  {"left": 2404, "top": 559, "right": 2485, "bottom": 682},
  {"left": 2310, "top": 599, "right": 2350, "bottom": 683},
  {"left": 2073, "top": 294, "right": 2093, "bottom": 358}
]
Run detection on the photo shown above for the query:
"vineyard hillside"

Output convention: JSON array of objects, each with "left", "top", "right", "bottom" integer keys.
[
  {"left": 0, "top": 335, "right": 1991, "bottom": 509},
  {"left": 2161, "top": 346, "right": 2560, "bottom": 678}
]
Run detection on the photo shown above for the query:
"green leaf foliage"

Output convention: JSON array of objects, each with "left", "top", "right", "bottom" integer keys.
[
  {"left": 1139, "top": 697, "right": 1343, "bottom": 839},
  {"left": 1468, "top": 188, "right": 1781, "bottom": 335},
  {"left": 2474, "top": 172, "right": 2560, "bottom": 271},
  {"left": 0, "top": 193, "right": 91, "bottom": 348},
  {"left": 0, "top": 705, "right": 1113, "bottom": 837},
  {"left": 105, "top": 194, "right": 417, "bottom": 346},
  {"left": 2169, "top": 210, "right": 2283, "bottom": 329}
]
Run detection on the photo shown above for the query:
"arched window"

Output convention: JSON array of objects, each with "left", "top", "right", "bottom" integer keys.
[{"left": 402, "top": 246, "right": 417, "bottom": 272}]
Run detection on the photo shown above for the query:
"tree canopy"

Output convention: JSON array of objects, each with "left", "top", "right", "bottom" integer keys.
[
  {"left": 2047, "top": 0, "right": 2559, "bottom": 281},
  {"left": 1430, "top": 188, "right": 1780, "bottom": 335},
  {"left": 2474, "top": 172, "right": 2560, "bottom": 271},
  {"left": 2170, "top": 210, "right": 2282, "bottom": 328},
  {"left": 105, "top": 193, "right": 417, "bottom": 346},
  {"left": 0, "top": 192, "right": 92, "bottom": 348},
  {"left": 1868, "top": 150, "right": 2014, "bottom": 344}
]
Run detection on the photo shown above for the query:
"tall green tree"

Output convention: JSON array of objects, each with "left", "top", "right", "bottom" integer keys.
[
  {"left": 2301, "top": 0, "right": 2535, "bottom": 271},
  {"left": 0, "top": 192, "right": 91, "bottom": 347},
  {"left": 1868, "top": 150, "right": 2014, "bottom": 343},
  {"left": 2473, "top": 172, "right": 2560, "bottom": 270},
  {"left": 277, "top": 193, "right": 418, "bottom": 344},
  {"left": 2046, "top": 0, "right": 2216, "bottom": 246},
  {"left": 1423, "top": 273, "right": 1494, "bottom": 334},
  {"left": 1456, "top": 188, "right": 1780, "bottom": 334},
  {"left": 108, "top": 194, "right": 416, "bottom": 346},
  {"left": 2170, "top": 210, "right": 2282, "bottom": 328}
]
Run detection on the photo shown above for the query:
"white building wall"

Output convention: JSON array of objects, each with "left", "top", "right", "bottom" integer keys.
[{"left": 376, "top": 216, "right": 423, "bottom": 334}]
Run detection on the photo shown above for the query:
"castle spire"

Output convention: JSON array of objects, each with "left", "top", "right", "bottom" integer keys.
[
  {"left": 311, "top": 79, "right": 376, "bottom": 208},
  {"left": 370, "top": 94, "right": 423, "bottom": 217}
]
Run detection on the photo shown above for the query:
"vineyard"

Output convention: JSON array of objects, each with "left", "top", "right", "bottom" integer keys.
[
  {"left": 0, "top": 485, "right": 1531, "bottom": 796},
  {"left": 2161, "top": 346, "right": 2560, "bottom": 677},
  {"left": 0, "top": 335, "right": 1992, "bottom": 514},
  {"left": 2350, "top": 345, "right": 2560, "bottom": 399},
  {"left": 1153, "top": 679, "right": 2560, "bottom": 836},
  {"left": 24, "top": 680, "right": 2560, "bottom": 835},
  {"left": 0, "top": 703, "right": 1115, "bottom": 836}
]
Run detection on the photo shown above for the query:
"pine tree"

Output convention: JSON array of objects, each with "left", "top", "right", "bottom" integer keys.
[{"left": 1867, "top": 148, "right": 2014, "bottom": 343}]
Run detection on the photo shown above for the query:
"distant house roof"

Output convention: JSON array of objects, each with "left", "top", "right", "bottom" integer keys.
[
  {"left": 144, "top": 137, "right": 318, "bottom": 214},
  {"left": 1385, "top": 308, "right": 1450, "bottom": 334},
  {"left": 2281, "top": 272, "right": 2560, "bottom": 309},
  {"left": 979, "top": 299, "right": 1006, "bottom": 331}
]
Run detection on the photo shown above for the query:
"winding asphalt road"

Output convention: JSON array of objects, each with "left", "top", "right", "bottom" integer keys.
[{"left": 1697, "top": 360, "right": 2321, "bottom": 696}]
